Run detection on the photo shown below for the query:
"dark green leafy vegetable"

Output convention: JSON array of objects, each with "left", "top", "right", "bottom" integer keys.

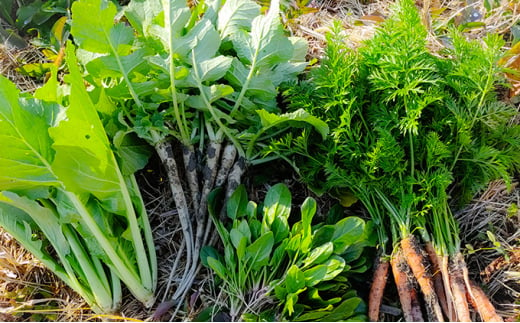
[
  {"left": 201, "top": 184, "right": 373, "bottom": 321},
  {"left": 68, "top": 0, "right": 326, "bottom": 308}
]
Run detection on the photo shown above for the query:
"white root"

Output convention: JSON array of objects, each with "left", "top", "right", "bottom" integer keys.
[
  {"left": 182, "top": 144, "right": 200, "bottom": 211},
  {"left": 155, "top": 140, "right": 194, "bottom": 300},
  {"left": 215, "top": 144, "right": 237, "bottom": 187},
  {"left": 226, "top": 156, "right": 246, "bottom": 200},
  {"left": 195, "top": 141, "right": 222, "bottom": 253}
]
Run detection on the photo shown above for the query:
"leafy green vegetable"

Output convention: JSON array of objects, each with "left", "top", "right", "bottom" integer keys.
[
  {"left": 201, "top": 184, "right": 373, "bottom": 321},
  {"left": 279, "top": 0, "right": 520, "bottom": 320},
  {"left": 67, "top": 0, "right": 326, "bottom": 307},
  {"left": 0, "top": 50, "right": 156, "bottom": 313}
]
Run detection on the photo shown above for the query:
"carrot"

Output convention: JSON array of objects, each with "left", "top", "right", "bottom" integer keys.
[
  {"left": 449, "top": 256, "right": 471, "bottom": 322},
  {"left": 440, "top": 254, "right": 456, "bottom": 321},
  {"left": 401, "top": 236, "right": 444, "bottom": 322},
  {"left": 391, "top": 247, "right": 416, "bottom": 322},
  {"left": 425, "top": 242, "right": 451, "bottom": 320},
  {"left": 410, "top": 287, "right": 425, "bottom": 322},
  {"left": 467, "top": 280, "right": 503, "bottom": 322},
  {"left": 368, "top": 257, "right": 390, "bottom": 321}
]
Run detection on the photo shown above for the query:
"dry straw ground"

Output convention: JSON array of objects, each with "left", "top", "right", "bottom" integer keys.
[{"left": 1, "top": 0, "right": 519, "bottom": 321}]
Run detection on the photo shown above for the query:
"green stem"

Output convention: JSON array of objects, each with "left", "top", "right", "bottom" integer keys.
[
  {"left": 164, "top": 2, "right": 189, "bottom": 143},
  {"left": 231, "top": 55, "right": 258, "bottom": 117},
  {"left": 63, "top": 190, "right": 154, "bottom": 306},
  {"left": 63, "top": 225, "right": 116, "bottom": 312},
  {"left": 129, "top": 174, "right": 158, "bottom": 289},
  {"left": 113, "top": 157, "right": 154, "bottom": 295},
  {"left": 191, "top": 52, "right": 244, "bottom": 156}
]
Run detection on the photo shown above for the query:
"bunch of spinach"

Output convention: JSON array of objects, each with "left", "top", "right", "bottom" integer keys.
[
  {"left": 67, "top": 0, "right": 327, "bottom": 308},
  {"left": 277, "top": 0, "right": 520, "bottom": 321},
  {"left": 0, "top": 46, "right": 156, "bottom": 314},
  {"left": 200, "top": 184, "right": 373, "bottom": 321}
]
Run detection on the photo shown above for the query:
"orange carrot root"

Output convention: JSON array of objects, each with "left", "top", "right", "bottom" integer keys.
[
  {"left": 401, "top": 236, "right": 444, "bottom": 322},
  {"left": 368, "top": 257, "right": 390, "bottom": 322},
  {"left": 425, "top": 242, "right": 451, "bottom": 320},
  {"left": 440, "top": 254, "right": 456, "bottom": 321},
  {"left": 449, "top": 256, "right": 471, "bottom": 322},
  {"left": 468, "top": 280, "right": 503, "bottom": 322},
  {"left": 391, "top": 248, "right": 416, "bottom": 322}
]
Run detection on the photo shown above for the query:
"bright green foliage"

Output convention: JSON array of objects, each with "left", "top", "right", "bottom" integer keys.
[
  {"left": 278, "top": 0, "right": 520, "bottom": 254},
  {"left": 0, "top": 48, "right": 156, "bottom": 313},
  {"left": 201, "top": 184, "right": 373, "bottom": 321},
  {"left": 69, "top": 0, "right": 325, "bottom": 160}
]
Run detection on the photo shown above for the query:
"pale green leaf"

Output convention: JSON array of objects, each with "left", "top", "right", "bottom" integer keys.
[
  {"left": 263, "top": 183, "right": 291, "bottom": 227},
  {"left": 85, "top": 49, "right": 146, "bottom": 79},
  {"left": 71, "top": 0, "right": 121, "bottom": 53},
  {"left": 125, "top": 0, "right": 163, "bottom": 36},
  {"left": 0, "top": 76, "right": 59, "bottom": 191},
  {"left": 217, "top": 0, "right": 260, "bottom": 39},
  {"left": 49, "top": 46, "right": 122, "bottom": 202},
  {"left": 198, "top": 56, "right": 233, "bottom": 83}
]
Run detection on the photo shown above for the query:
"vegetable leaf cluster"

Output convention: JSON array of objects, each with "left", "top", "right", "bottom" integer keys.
[
  {"left": 0, "top": 48, "right": 156, "bottom": 313},
  {"left": 278, "top": 0, "right": 520, "bottom": 254},
  {"left": 201, "top": 184, "right": 373, "bottom": 321}
]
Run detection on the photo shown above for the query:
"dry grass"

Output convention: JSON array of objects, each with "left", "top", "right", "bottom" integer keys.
[
  {"left": 0, "top": 228, "right": 91, "bottom": 321},
  {"left": 0, "top": 45, "right": 43, "bottom": 93},
  {"left": 456, "top": 180, "right": 520, "bottom": 320}
]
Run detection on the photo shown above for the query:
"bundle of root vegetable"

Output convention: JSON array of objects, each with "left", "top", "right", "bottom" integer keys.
[
  {"left": 278, "top": 0, "right": 520, "bottom": 321},
  {"left": 370, "top": 237, "right": 503, "bottom": 321}
]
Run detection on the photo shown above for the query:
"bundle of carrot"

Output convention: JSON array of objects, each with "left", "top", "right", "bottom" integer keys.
[{"left": 278, "top": 0, "right": 520, "bottom": 321}]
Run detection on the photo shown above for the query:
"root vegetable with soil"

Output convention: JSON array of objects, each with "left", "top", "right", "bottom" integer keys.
[{"left": 280, "top": 0, "right": 520, "bottom": 321}]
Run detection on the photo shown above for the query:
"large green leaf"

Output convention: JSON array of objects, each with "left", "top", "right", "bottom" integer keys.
[
  {"left": 226, "top": 184, "right": 248, "bottom": 220},
  {"left": 232, "top": 0, "right": 291, "bottom": 68},
  {"left": 331, "top": 217, "right": 365, "bottom": 254},
  {"left": 0, "top": 76, "right": 59, "bottom": 191},
  {"left": 49, "top": 45, "right": 123, "bottom": 205},
  {"left": 217, "top": 0, "right": 260, "bottom": 39},
  {"left": 256, "top": 109, "right": 329, "bottom": 140},
  {"left": 71, "top": 0, "right": 130, "bottom": 54},
  {"left": 125, "top": 0, "right": 162, "bottom": 36},
  {"left": 286, "top": 265, "right": 306, "bottom": 294}
]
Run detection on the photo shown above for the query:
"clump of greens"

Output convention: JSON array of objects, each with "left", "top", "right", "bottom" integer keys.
[
  {"left": 67, "top": 0, "right": 326, "bottom": 310},
  {"left": 277, "top": 0, "right": 520, "bottom": 321},
  {"left": 0, "top": 46, "right": 156, "bottom": 314},
  {"left": 200, "top": 184, "right": 373, "bottom": 321}
]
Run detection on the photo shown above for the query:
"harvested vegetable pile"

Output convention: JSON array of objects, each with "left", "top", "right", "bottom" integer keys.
[
  {"left": 280, "top": 0, "right": 520, "bottom": 321},
  {"left": 1, "top": 0, "right": 520, "bottom": 321}
]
